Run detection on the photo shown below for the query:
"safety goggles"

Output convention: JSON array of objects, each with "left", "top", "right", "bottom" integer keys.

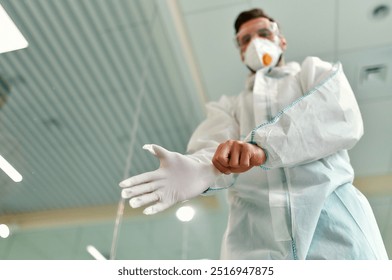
[{"left": 235, "top": 21, "right": 279, "bottom": 48}]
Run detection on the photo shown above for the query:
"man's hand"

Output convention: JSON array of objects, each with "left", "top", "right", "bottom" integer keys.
[
  {"left": 119, "top": 144, "right": 220, "bottom": 215},
  {"left": 212, "top": 140, "right": 266, "bottom": 174}
]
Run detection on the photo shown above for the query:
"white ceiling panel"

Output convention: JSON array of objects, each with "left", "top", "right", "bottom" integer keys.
[
  {"left": 248, "top": 0, "right": 337, "bottom": 59},
  {"left": 181, "top": 3, "right": 251, "bottom": 101},
  {"left": 368, "top": 196, "right": 392, "bottom": 233},
  {"left": 382, "top": 219, "right": 392, "bottom": 258},
  {"left": 3, "top": 227, "right": 81, "bottom": 259},
  {"left": 179, "top": 0, "right": 247, "bottom": 14},
  {"left": 338, "top": 0, "right": 392, "bottom": 51},
  {"left": 368, "top": 197, "right": 392, "bottom": 259},
  {"left": 348, "top": 98, "right": 392, "bottom": 176},
  {"left": 384, "top": 229, "right": 392, "bottom": 258},
  {"left": 338, "top": 45, "right": 392, "bottom": 101}
]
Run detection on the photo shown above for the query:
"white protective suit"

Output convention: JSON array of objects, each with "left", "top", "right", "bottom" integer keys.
[{"left": 187, "top": 57, "right": 388, "bottom": 260}]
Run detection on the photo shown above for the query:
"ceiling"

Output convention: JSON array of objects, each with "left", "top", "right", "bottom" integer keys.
[{"left": 0, "top": 0, "right": 391, "bottom": 260}]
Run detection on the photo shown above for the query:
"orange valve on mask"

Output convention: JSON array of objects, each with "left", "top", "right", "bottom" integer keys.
[{"left": 262, "top": 53, "right": 273, "bottom": 66}]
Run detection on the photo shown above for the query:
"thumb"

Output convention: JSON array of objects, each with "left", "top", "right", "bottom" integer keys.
[{"left": 142, "top": 144, "right": 170, "bottom": 159}]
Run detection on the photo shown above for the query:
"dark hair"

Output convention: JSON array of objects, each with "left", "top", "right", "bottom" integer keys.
[{"left": 234, "top": 8, "right": 275, "bottom": 34}]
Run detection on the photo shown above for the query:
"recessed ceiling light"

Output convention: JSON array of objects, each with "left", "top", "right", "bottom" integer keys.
[
  {"left": 176, "top": 206, "right": 195, "bottom": 222},
  {"left": 372, "top": 4, "right": 390, "bottom": 20},
  {"left": 0, "top": 224, "right": 10, "bottom": 238}
]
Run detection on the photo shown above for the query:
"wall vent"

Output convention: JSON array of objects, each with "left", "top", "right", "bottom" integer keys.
[{"left": 360, "top": 64, "right": 388, "bottom": 84}]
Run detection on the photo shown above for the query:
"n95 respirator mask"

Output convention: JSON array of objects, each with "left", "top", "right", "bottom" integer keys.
[{"left": 243, "top": 38, "right": 282, "bottom": 72}]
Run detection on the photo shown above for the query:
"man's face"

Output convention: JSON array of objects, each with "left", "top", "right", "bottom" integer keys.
[{"left": 236, "top": 17, "right": 286, "bottom": 61}]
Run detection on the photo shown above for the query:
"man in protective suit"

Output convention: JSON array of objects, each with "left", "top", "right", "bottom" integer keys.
[{"left": 120, "top": 8, "right": 388, "bottom": 260}]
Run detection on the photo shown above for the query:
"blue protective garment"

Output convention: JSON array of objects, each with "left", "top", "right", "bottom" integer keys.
[{"left": 187, "top": 57, "right": 388, "bottom": 260}]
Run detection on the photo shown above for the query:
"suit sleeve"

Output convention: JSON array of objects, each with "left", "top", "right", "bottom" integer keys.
[
  {"left": 187, "top": 95, "right": 240, "bottom": 192},
  {"left": 245, "top": 57, "right": 364, "bottom": 169}
]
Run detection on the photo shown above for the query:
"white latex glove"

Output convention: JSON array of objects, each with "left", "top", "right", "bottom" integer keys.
[{"left": 119, "top": 144, "right": 220, "bottom": 215}]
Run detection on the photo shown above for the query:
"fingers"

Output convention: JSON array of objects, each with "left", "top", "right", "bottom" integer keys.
[
  {"left": 119, "top": 144, "right": 179, "bottom": 215},
  {"left": 228, "top": 142, "right": 240, "bottom": 167},
  {"left": 212, "top": 142, "right": 232, "bottom": 174},
  {"left": 142, "top": 144, "right": 157, "bottom": 155},
  {"left": 121, "top": 181, "right": 161, "bottom": 199},
  {"left": 143, "top": 202, "right": 171, "bottom": 215},
  {"left": 213, "top": 140, "right": 248, "bottom": 173},
  {"left": 120, "top": 169, "right": 165, "bottom": 209},
  {"left": 212, "top": 141, "right": 264, "bottom": 174},
  {"left": 129, "top": 192, "right": 160, "bottom": 208},
  {"left": 239, "top": 147, "right": 251, "bottom": 168},
  {"left": 128, "top": 193, "right": 172, "bottom": 216},
  {"left": 143, "top": 144, "right": 170, "bottom": 159},
  {"left": 119, "top": 170, "right": 163, "bottom": 188}
]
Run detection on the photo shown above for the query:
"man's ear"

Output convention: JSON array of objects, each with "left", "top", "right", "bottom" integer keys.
[
  {"left": 240, "top": 51, "right": 245, "bottom": 62},
  {"left": 279, "top": 36, "right": 287, "bottom": 51}
]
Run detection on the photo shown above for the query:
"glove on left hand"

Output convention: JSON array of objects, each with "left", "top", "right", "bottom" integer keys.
[{"left": 119, "top": 144, "right": 220, "bottom": 215}]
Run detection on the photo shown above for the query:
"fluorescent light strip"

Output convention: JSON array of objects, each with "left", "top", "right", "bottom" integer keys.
[
  {"left": 86, "top": 245, "right": 107, "bottom": 260},
  {"left": 0, "top": 4, "right": 29, "bottom": 54},
  {"left": 0, "top": 154, "right": 23, "bottom": 182}
]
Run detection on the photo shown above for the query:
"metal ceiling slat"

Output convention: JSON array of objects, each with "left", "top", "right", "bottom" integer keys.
[
  {"left": 0, "top": 58, "right": 94, "bottom": 210},
  {"left": 99, "top": 0, "right": 201, "bottom": 155},
  {"left": 0, "top": 50, "right": 86, "bottom": 194},
  {"left": 46, "top": 1, "right": 129, "bottom": 169},
  {"left": 69, "top": 0, "right": 196, "bottom": 176},
  {"left": 125, "top": 1, "right": 189, "bottom": 149},
  {"left": 8, "top": 0, "right": 142, "bottom": 208},
  {"left": 133, "top": 1, "right": 186, "bottom": 137},
  {"left": 86, "top": 1, "right": 151, "bottom": 126},
  {"left": 145, "top": 49, "right": 195, "bottom": 143},
  {"left": 91, "top": 0, "right": 185, "bottom": 163},
  {"left": 108, "top": 1, "right": 178, "bottom": 150},
  {"left": 77, "top": 6, "right": 160, "bottom": 179},
  {"left": 76, "top": 0, "right": 151, "bottom": 158},
  {"left": 0, "top": 122, "right": 81, "bottom": 213},
  {"left": 8, "top": 59, "right": 118, "bottom": 203},
  {"left": 2, "top": 2, "right": 119, "bottom": 207},
  {"left": 156, "top": 1, "right": 206, "bottom": 125},
  {"left": 86, "top": 1, "right": 162, "bottom": 176},
  {"left": 1, "top": 57, "right": 100, "bottom": 212},
  {"left": 20, "top": 0, "right": 155, "bottom": 201},
  {"left": 1, "top": 106, "right": 116, "bottom": 212},
  {"left": 16, "top": 1, "right": 121, "bottom": 183},
  {"left": 138, "top": 1, "right": 202, "bottom": 147},
  {"left": 60, "top": 0, "right": 137, "bottom": 136},
  {"left": 36, "top": 0, "right": 128, "bottom": 179},
  {"left": 19, "top": 1, "right": 121, "bottom": 198},
  {"left": 95, "top": 1, "right": 182, "bottom": 157},
  {"left": 63, "top": 1, "right": 155, "bottom": 177},
  {"left": 27, "top": 2, "right": 129, "bottom": 197}
]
